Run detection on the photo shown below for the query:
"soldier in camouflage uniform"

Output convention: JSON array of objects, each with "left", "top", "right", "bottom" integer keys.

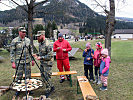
[
  {"left": 33, "top": 32, "right": 54, "bottom": 98},
  {"left": 10, "top": 27, "right": 35, "bottom": 83}
]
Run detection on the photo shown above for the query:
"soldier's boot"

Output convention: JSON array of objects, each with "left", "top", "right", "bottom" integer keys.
[
  {"left": 50, "top": 86, "right": 55, "bottom": 92},
  {"left": 45, "top": 87, "right": 55, "bottom": 98},
  {"left": 93, "top": 75, "right": 98, "bottom": 84},
  {"left": 97, "top": 76, "right": 101, "bottom": 85},
  {"left": 45, "top": 92, "right": 50, "bottom": 98}
]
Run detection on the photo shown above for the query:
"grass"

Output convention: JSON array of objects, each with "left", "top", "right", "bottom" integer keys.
[
  {"left": 0, "top": 39, "right": 133, "bottom": 100},
  {"left": 0, "top": 27, "right": 8, "bottom": 30}
]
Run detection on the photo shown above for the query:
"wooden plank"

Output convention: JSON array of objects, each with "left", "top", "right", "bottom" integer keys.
[
  {"left": 0, "top": 86, "right": 9, "bottom": 96},
  {"left": 77, "top": 76, "right": 97, "bottom": 100},
  {"left": 13, "top": 71, "right": 77, "bottom": 77},
  {"left": 52, "top": 71, "right": 77, "bottom": 76}
]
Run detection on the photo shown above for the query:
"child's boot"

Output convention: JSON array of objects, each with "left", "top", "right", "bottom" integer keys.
[
  {"left": 93, "top": 75, "right": 98, "bottom": 83},
  {"left": 97, "top": 76, "right": 101, "bottom": 85},
  {"left": 100, "top": 85, "right": 107, "bottom": 91}
]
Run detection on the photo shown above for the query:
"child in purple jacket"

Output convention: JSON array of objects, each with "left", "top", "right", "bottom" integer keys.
[{"left": 100, "top": 48, "right": 111, "bottom": 90}]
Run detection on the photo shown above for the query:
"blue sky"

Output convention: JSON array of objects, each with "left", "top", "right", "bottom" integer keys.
[{"left": 0, "top": 0, "right": 133, "bottom": 18}]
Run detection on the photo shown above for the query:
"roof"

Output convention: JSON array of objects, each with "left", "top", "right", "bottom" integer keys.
[
  {"left": 58, "top": 29, "right": 72, "bottom": 35},
  {"left": 114, "top": 29, "right": 133, "bottom": 34}
]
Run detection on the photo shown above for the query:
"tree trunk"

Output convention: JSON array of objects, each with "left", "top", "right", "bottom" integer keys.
[
  {"left": 105, "top": 0, "right": 115, "bottom": 57},
  {"left": 28, "top": 6, "right": 33, "bottom": 47}
]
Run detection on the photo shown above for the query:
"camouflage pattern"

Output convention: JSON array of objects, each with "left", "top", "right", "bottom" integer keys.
[
  {"left": 38, "top": 39, "right": 54, "bottom": 93},
  {"left": 10, "top": 36, "right": 32, "bottom": 81}
]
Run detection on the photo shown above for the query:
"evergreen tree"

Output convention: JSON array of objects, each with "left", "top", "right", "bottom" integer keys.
[
  {"left": 33, "top": 24, "right": 44, "bottom": 35},
  {"left": 45, "top": 21, "right": 58, "bottom": 38}
]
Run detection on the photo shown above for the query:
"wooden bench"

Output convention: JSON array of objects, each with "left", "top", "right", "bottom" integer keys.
[
  {"left": 77, "top": 76, "right": 98, "bottom": 100},
  {"left": 13, "top": 71, "right": 77, "bottom": 87}
]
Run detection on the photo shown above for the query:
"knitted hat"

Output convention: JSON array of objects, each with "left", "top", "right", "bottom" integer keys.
[
  {"left": 101, "top": 48, "right": 108, "bottom": 55},
  {"left": 86, "top": 42, "right": 91, "bottom": 48},
  {"left": 58, "top": 33, "right": 63, "bottom": 37},
  {"left": 96, "top": 42, "right": 102, "bottom": 48}
]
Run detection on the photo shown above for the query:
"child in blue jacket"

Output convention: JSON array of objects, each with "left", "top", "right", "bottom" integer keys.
[
  {"left": 100, "top": 48, "right": 111, "bottom": 90},
  {"left": 83, "top": 42, "right": 94, "bottom": 81}
]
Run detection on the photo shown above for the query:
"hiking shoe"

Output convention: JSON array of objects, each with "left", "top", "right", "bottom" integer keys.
[
  {"left": 67, "top": 78, "right": 70, "bottom": 81},
  {"left": 93, "top": 76, "right": 98, "bottom": 83},
  {"left": 89, "top": 79, "right": 94, "bottom": 82},
  {"left": 97, "top": 76, "right": 101, "bottom": 85},
  {"left": 97, "top": 80, "right": 101, "bottom": 85},
  {"left": 93, "top": 79, "right": 98, "bottom": 83},
  {"left": 45, "top": 92, "right": 50, "bottom": 98},
  {"left": 100, "top": 86, "right": 107, "bottom": 91},
  {"left": 66, "top": 75, "right": 70, "bottom": 81},
  {"left": 60, "top": 79, "right": 65, "bottom": 83}
]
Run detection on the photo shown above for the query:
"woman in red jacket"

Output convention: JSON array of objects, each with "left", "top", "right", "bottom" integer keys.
[{"left": 53, "top": 33, "right": 72, "bottom": 83}]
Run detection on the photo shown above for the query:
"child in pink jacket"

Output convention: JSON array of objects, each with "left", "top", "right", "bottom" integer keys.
[
  {"left": 100, "top": 48, "right": 111, "bottom": 90},
  {"left": 93, "top": 42, "right": 103, "bottom": 84}
]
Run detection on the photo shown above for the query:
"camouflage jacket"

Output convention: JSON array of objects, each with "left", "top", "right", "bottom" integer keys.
[
  {"left": 39, "top": 39, "right": 53, "bottom": 66},
  {"left": 10, "top": 36, "right": 32, "bottom": 64}
]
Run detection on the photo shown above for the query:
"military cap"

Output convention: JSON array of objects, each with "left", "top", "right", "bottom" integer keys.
[
  {"left": 35, "top": 31, "right": 45, "bottom": 37},
  {"left": 18, "top": 27, "right": 26, "bottom": 32}
]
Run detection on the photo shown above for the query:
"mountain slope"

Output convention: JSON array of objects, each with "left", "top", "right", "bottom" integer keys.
[{"left": 0, "top": 0, "right": 99, "bottom": 25}]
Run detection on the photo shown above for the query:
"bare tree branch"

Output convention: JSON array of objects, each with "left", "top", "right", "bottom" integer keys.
[
  {"left": 0, "top": 1, "right": 14, "bottom": 9},
  {"left": 9, "top": 0, "right": 28, "bottom": 13},
  {"left": 33, "top": 0, "right": 48, "bottom": 8},
  {"left": 93, "top": 0, "right": 109, "bottom": 15},
  {"left": 25, "top": 0, "right": 29, "bottom": 6}
]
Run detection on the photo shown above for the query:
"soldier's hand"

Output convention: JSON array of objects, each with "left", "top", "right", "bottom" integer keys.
[
  {"left": 33, "top": 54, "right": 37, "bottom": 57},
  {"left": 37, "top": 57, "right": 41, "bottom": 60},
  {"left": 12, "top": 62, "right": 16, "bottom": 69},
  {"left": 63, "top": 49, "right": 66, "bottom": 51},
  {"left": 32, "top": 60, "right": 35, "bottom": 66}
]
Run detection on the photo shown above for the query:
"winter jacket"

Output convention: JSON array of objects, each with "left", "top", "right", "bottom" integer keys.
[
  {"left": 53, "top": 39, "right": 72, "bottom": 60},
  {"left": 100, "top": 56, "right": 111, "bottom": 76},
  {"left": 93, "top": 49, "right": 103, "bottom": 67},
  {"left": 82, "top": 49, "right": 94, "bottom": 65}
]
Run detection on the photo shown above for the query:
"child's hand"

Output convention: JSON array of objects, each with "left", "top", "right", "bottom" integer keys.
[
  {"left": 87, "top": 57, "right": 90, "bottom": 60},
  {"left": 84, "top": 49, "right": 87, "bottom": 52},
  {"left": 91, "top": 53, "right": 94, "bottom": 57}
]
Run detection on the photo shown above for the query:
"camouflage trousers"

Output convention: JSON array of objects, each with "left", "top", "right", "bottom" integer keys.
[
  {"left": 15, "top": 63, "right": 31, "bottom": 82},
  {"left": 40, "top": 63, "right": 53, "bottom": 93}
]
